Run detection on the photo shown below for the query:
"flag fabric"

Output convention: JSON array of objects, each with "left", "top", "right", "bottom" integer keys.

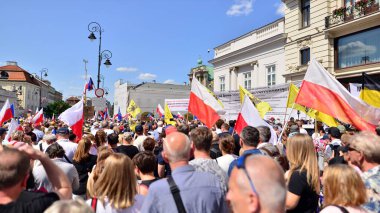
[
  {"left": 349, "top": 83, "right": 362, "bottom": 98},
  {"left": 4, "top": 118, "right": 20, "bottom": 142},
  {"left": 31, "top": 108, "right": 44, "bottom": 125},
  {"left": 0, "top": 99, "right": 13, "bottom": 126},
  {"left": 295, "top": 59, "right": 380, "bottom": 132},
  {"left": 117, "top": 107, "right": 123, "bottom": 121},
  {"left": 127, "top": 99, "right": 142, "bottom": 118},
  {"left": 164, "top": 104, "right": 176, "bottom": 125},
  {"left": 235, "top": 95, "right": 278, "bottom": 144},
  {"left": 188, "top": 78, "right": 224, "bottom": 128},
  {"left": 10, "top": 104, "right": 15, "bottom": 117},
  {"left": 86, "top": 77, "right": 95, "bottom": 91},
  {"left": 52, "top": 113, "right": 55, "bottom": 120},
  {"left": 239, "top": 86, "right": 272, "bottom": 118},
  {"left": 360, "top": 73, "right": 380, "bottom": 108},
  {"left": 156, "top": 104, "right": 164, "bottom": 118},
  {"left": 287, "top": 83, "right": 338, "bottom": 127},
  {"left": 103, "top": 108, "right": 109, "bottom": 120},
  {"left": 58, "top": 99, "right": 84, "bottom": 142},
  {"left": 177, "top": 112, "right": 184, "bottom": 119},
  {"left": 147, "top": 113, "right": 154, "bottom": 121}
]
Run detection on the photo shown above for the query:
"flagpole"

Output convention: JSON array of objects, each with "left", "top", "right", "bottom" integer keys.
[{"left": 278, "top": 103, "right": 295, "bottom": 143}]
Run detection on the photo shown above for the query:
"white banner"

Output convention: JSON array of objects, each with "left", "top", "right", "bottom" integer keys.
[
  {"left": 349, "top": 83, "right": 362, "bottom": 98},
  {"left": 164, "top": 99, "right": 189, "bottom": 112}
]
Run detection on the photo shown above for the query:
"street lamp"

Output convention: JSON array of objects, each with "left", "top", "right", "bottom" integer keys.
[
  {"left": 30, "top": 68, "right": 48, "bottom": 109},
  {"left": 88, "top": 22, "right": 113, "bottom": 89}
]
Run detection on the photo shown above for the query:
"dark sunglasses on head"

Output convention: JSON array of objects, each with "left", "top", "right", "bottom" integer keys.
[{"left": 236, "top": 153, "right": 258, "bottom": 195}]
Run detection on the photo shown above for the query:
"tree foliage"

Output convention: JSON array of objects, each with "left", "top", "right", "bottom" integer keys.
[{"left": 45, "top": 101, "right": 70, "bottom": 118}]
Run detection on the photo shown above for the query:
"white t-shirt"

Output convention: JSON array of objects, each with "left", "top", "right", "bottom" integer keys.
[
  {"left": 216, "top": 154, "right": 238, "bottom": 174},
  {"left": 57, "top": 139, "right": 78, "bottom": 162},
  {"left": 86, "top": 194, "right": 144, "bottom": 213},
  {"left": 320, "top": 206, "right": 367, "bottom": 213},
  {"left": 133, "top": 135, "right": 147, "bottom": 152}
]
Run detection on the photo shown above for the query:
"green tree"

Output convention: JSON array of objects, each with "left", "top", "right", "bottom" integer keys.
[{"left": 45, "top": 101, "right": 70, "bottom": 118}]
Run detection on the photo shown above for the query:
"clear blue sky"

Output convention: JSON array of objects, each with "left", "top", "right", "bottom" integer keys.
[{"left": 0, "top": 0, "right": 285, "bottom": 102}]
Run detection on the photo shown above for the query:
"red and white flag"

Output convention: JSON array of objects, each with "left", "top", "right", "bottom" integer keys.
[
  {"left": 235, "top": 95, "right": 277, "bottom": 144},
  {"left": 188, "top": 78, "right": 224, "bottom": 128},
  {"left": 4, "top": 119, "right": 20, "bottom": 142},
  {"left": 296, "top": 59, "right": 380, "bottom": 132},
  {"left": 31, "top": 108, "right": 44, "bottom": 125},
  {"left": 58, "top": 99, "right": 84, "bottom": 142},
  {"left": 156, "top": 104, "right": 164, "bottom": 117},
  {"left": 0, "top": 99, "right": 13, "bottom": 126}
]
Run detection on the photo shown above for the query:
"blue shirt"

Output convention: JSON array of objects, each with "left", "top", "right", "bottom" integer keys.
[
  {"left": 141, "top": 165, "right": 228, "bottom": 213},
  {"left": 228, "top": 148, "right": 262, "bottom": 176}
]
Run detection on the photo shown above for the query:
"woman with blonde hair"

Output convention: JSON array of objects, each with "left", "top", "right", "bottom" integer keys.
[
  {"left": 321, "top": 164, "right": 367, "bottom": 213},
  {"left": 73, "top": 138, "right": 97, "bottom": 198},
  {"left": 285, "top": 134, "right": 320, "bottom": 213},
  {"left": 87, "top": 147, "right": 113, "bottom": 198},
  {"left": 87, "top": 153, "right": 144, "bottom": 212}
]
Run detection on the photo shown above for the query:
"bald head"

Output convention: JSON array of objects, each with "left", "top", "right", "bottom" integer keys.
[
  {"left": 228, "top": 155, "right": 286, "bottom": 213},
  {"left": 163, "top": 132, "right": 191, "bottom": 163}
]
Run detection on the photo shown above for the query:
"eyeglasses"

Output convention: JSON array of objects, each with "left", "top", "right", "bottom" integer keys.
[{"left": 236, "top": 153, "right": 258, "bottom": 195}]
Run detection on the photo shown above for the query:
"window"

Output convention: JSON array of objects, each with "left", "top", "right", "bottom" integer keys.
[
  {"left": 219, "top": 76, "right": 225, "bottom": 92},
  {"left": 267, "top": 65, "right": 276, "bottom": 86},
  {"left": 300, "top": 48, "right": 310, "bottom": 65},
  {"left": 301, "top": 0, "right": 310, "bottom": 28},
  {"left": 337, "top": 27, "right": 380, "bottom": 68},
  {"left": 243, "top": 72, "right": 251, "bottom": 89}
]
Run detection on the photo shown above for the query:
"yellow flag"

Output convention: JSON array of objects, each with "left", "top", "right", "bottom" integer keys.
[
  {"left": 164, "top": 104, "right": 176, "bottom": 126},
  {"left": 127, "top": 99, "right": 141, "bottom": 118},
  {"left": 239, "top": 86, "right": 272, "bottom": 118},
  {"left": 287, "top": 84, "right": 338, "bottom": 127}
]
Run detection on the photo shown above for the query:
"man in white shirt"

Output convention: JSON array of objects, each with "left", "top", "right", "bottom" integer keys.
[
  {"left": 90, "top": 122, "right": 100, "bottom": 136},
  {"left": 56, "top": 127, "right": 78, "bottom": 163},
  {"left": 133, "top": 125, "right": 147, "bottom": 151},
  {"left": 35, "top": 134, "right": 57, "bottom": 152},
  {"left": 33, "top": 123, "right": 45, "bottom": 143}
]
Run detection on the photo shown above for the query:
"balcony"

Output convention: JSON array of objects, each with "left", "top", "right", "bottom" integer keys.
[{"left": 325, "top": 1, "right": 379, "bottom": 37}]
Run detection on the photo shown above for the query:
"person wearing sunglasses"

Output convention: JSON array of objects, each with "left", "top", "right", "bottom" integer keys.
[
  {"left": 227, "top": 154, "right": 286, "bottom": 213},
  {"left": 347, "top": 131, "right": 380, "bottom": 213}
]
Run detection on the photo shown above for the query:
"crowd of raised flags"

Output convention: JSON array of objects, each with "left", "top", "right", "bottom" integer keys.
[{"left": 1, "top": 59, "right": 380, "bottom": 140}]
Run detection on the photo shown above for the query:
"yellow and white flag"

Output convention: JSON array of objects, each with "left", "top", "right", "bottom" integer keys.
[
  {"left": 239, "top": 85, "right": 272, "bottom": 118},
  {"left": 127, "top": 99, "right": 141, "bottom": 118}
]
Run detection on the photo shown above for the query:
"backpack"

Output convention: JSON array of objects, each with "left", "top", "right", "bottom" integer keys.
[
  {"left": 210, "top": 147, "right": 222, "bottom": 159},
  {"left": 260, "top": 145, "right": 289, "bottom": 171},
  {"left": 329, "top": 144, "right": 341, "bottom": 158}
]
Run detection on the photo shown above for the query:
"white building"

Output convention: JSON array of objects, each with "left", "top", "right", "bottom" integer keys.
[
  {"left": 114, "top": 80, "right": 190, "bottom": 116},
  {"left": 210, "top": 18, "right": 286, "bottom": 92}
]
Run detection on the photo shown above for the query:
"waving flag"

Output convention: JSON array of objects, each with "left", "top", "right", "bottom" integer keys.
[
  {"left": 86, "top": 77, "right": 94, "bottom": 91},
  {"left": 239, "top": 86, "right": 272, "bottom": 118},
  {"left": 164, "top": 104, "right": 176, "bottom": 125},
  {"left": 117, "top": 107, "right": 123, "bottom": 121},
  {"left": 31, "top": 108, "right": 44, "bottom": 125},
  {"left": 295, "top": 59, "right": 380, "bottom": 132},
  {"left": 188, "top": 78, "right": 224, "bottom": 128},
  {"left": 156, "top": 104, "right": 164, "bottom": 118},
  {"left": 235, "top": 95, "right": 277, "bottom": 144},
  {"left": 4, "top": 119, "right": 20, "bottom": 142},
  {"left": 127, "top": 99, "right": 142, "bottom": 118},
  {"left": 0, "top": 99, "right": 14, "bottom": 125},
  {"left": 59, "top": 99, "right": 84, "bottom": 141}
]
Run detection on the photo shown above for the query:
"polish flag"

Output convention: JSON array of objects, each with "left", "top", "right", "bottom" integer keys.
[
  {"left": 0, "top": 99, "right": 13, "bottom": 125},
  {"left": 4, "top": 119, "right": 20, "bottom": 142},
  {"left": 235, "top": 95, "right": 278, "bottom": 144},
  {"left": 188, "top": 78, "right": 224, "bottom": 128},
  {"left": 296, "top": 59, "right": 380, "bottom": 132},
  {"left": 156, "top": 104, "right": 164, "bottom": 118},
  {"left": 58, "top": 99, "right": 84, "bottom": 142},
  {"left": 31, "top": 108, "right": 44, "bottom": 125}
]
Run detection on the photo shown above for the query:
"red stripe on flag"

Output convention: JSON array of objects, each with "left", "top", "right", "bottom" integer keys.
[
  {"left": 234, "top": 113, "right": 248, "bottom": 135},
  {"left": 0, "top": 109, "right": 13, "bottom": 125},
  {"left": 188, "top": 92, "right": 220, "bottom": 128},
  {"left": 296, "top": 80, "right": 376, "bottom": 132},
  {"left": 71, "top": 117, "right": 84, "bottom": 142}
]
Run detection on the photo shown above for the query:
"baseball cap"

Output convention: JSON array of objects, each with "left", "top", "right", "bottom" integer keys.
[
  {"left": 57, "top": 127, "right": 70, "bottom": 135},
  {"left": 289, "top": 125, "right": 299, "bottom": 133},
  {"left": 0, "top": 128, "right": 7, "bottom": 135},
  {"left": 337, "top": 125, "right": 346, "bottom": 134},
  {"left": 135, "top": 125, "right": 143, "bottom": 133}
]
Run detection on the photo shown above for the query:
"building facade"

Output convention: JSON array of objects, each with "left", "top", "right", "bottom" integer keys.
[
  {"left": 0, "top": 61, "right": 63, "bottom": 113},
  {"left": 210, "top": 18, "right": 286, "bottom": 92},
  {"left": 188, "top": 59, "right": 214, "bottom": 90},
  {"left": 282, "top": 0, "right": 380, "bottom": 83},
  {"left": 114, "top": 80, "right": 190, "bottom": 116}
]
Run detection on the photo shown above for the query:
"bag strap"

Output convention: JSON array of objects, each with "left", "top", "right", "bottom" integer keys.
[
  {"left": 39, "top": 143, "right": 43, "bottom": 152},
  {"left": 63, "top": 154, "right": 72, "bottom": 164},
  {"left": 167, "top": 176, "right": 187, "bottom": 213},
  {"left": 91, "top": 197, "right": 97, "bottom": 212},
  {"left": 260, "top": 147, "right": 274, "bottom": 157},
  {"left": 329, "top": 205, "right": 349, "bottom": 213}
]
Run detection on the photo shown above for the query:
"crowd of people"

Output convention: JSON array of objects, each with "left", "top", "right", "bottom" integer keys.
[{"left": 0, "top": 116, "right": 379, "bottom": 213}]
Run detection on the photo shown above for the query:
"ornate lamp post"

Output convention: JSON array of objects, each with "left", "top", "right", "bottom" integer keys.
[
  {"left": 88, "top": 22, "right": 112, "bottom": 89},
  {"left": 30, "top": 68, "right": 48, "bottom": 109}
]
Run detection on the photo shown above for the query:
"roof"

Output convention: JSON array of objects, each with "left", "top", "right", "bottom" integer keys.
[
  {"left": 213, "top": 17, "right": 284, "bottom": 50},
  {"left": 0, "top": 65, "right": 41, "bottom": 86}
]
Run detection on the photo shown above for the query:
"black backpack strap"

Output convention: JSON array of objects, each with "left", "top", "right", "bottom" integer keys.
[
  {"left": 39, "top": 143, "right": 43, "bottom": 152},
  {"left": 328, "top": 205, "right": 349, "bottom": 213},
  {"left": 63, "top": 154, "right": 72, "bottom": 164},
  {"left": 167, "top": 176, "right": 187, "bottom": 213}
]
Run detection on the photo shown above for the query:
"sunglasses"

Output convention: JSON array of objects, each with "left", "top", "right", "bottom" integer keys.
[{"left": 236, "top": 153, "right": 258, "bottom": 195}]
